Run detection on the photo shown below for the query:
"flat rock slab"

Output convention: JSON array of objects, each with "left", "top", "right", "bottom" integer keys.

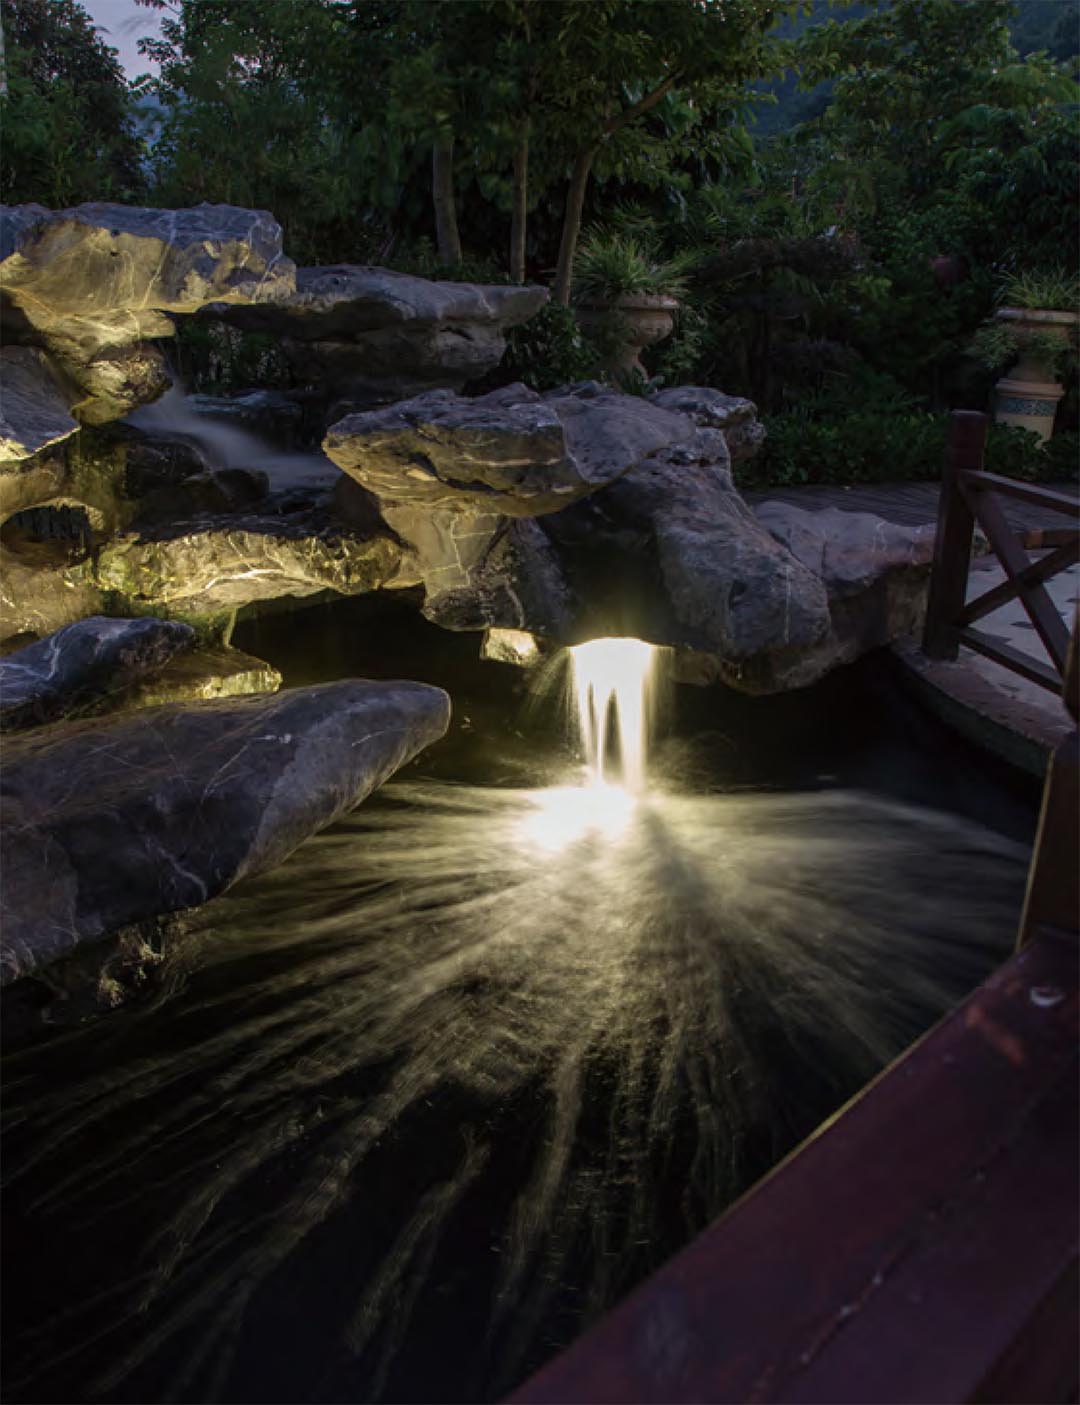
[
  {"left": 210, "top": 264, "right": 545, "bottom": 340},
  {"left": 209, "top": 264, "right": 548, "bottom": 404},
  {"left": 754, "top": 502, "right": 936, "bottom": 595},
  {"left": 0, "top": 679, "right": 450, "bottom": 985},
  {"left": 122, "top": 645, "right": 282, "bottom": 709},
  {"left": 0, "top": 616, "right": 195, "bottom": 731},
  {"left": 95, "top": 514, "right": 401, "bottom": 615}
]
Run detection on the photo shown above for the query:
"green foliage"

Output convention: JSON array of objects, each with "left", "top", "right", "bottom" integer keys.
[
  {"left": 969, "top": 321, "right": 1024, "bottom": 373},
  {"left": 572, "top": 230, "right": 690, "bottom": 303},
  {"left": 984, "top": 425, "right": 1079, "bottom": 482},
  {"left": 744, "top": 410, "right": 948, "bottom": 488},
  {"left": 383, "top": 239, "right": 510, "bottom": 285},
  {"left": 169, "top": 321, "right": 293, "bottom": 396},
  {"left": 486, "top": 303, "right": 599, "bottom": 392},
  {"left": 1, "top": 0, "right": 145, "bottom": 205},
  {"left": 742, "top": 412, "right": 1078, "bottom": 491},
  {"left": 1000, "top": 268, "right": 1080, "bottom": 311}
]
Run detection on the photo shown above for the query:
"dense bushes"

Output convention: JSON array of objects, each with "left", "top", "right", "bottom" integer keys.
[{"left": 740, "top": 416, "right": 1079, "bottom": 491}]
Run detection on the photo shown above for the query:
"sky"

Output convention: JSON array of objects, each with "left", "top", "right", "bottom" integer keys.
[{"left": 81, "top": 0, "right": 165, "bottom": 82}]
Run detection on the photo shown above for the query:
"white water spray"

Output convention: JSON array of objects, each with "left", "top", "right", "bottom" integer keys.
[{"left": 568, "top": 638, "right": 657, "bottom": 793}]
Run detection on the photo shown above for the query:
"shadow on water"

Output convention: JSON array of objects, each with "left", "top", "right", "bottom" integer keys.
[{"left": 1, "top": 594, "right": 1039, "bottom": 1404}]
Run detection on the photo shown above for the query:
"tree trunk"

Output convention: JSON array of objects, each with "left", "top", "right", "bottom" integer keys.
[
  {"left": 553, "top": 146, "right": 597, "bottom": 307},
  {"left": 510, "top": 126, "right": 529, "bottom": 284},
  {"left": 432, "top": 132, "right": 462, "bottom": 268}
]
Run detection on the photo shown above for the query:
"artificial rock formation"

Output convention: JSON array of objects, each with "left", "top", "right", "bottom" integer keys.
[
  {"left": 207, "top": 264, "right": 548, "bottom": 407},
  {"left": 542, "top": 420, "right": 831, "bottom": 678},
  {"left": 650, "top": 385, "right": 766, "bottom": 464},
  {"left": 749, "top": 502, "right": 937, "bottom": 691},
  {"left": 0, "top": 678, "right": 450, "bottom": 985},
  {"left": 0, "top": 616, "right": 195, "bottom": 731},
  {"left": 323, "top": 382, "right": 694, "bottom": 628},
  {"left": 94, "top": 513, "right": 400, "bottom": 617},
  {"left": 0, "top": 202, "right": 295, "bottom": 425}
]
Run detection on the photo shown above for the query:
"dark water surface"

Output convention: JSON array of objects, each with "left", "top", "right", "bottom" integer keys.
[{"left": 2, "top": 596, "right": 1039, "bottom": 1403}]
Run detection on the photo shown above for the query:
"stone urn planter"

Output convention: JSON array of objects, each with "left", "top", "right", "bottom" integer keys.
[
  {"left": 575, "top": 295, "right": 679, "bottom": 382},
  {"left": 992, "top": 307, "right": 1079, "bottom": 443}
]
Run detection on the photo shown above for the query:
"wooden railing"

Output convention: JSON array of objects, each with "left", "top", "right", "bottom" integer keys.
[{"left": 923, "top": 410, "right": 1079, "bottom": 693}]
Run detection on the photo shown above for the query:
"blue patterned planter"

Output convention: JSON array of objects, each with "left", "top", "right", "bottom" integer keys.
[{"left": 997, "top": 396, "right": 1056, "bottom": 417}]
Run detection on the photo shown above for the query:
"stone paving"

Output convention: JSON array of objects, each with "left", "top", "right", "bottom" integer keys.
[{"left": 963, "top": 555, "right": 1078, "bottom": 714}]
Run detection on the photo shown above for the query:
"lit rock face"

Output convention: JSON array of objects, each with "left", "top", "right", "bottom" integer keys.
[
  {"left": 94, "top": 513, "right": 401, "bottom": 616},
  {"left": 323, "top": 382, "right": 693, "bottom": 631},
  {"left": 119, "top": 645, "right": 282, "bottom": 709},
  {"left": 0, "top": 616, "right": 195, "bottom": 731},
  {"left": 0, "top": 202, "right": 295, "bottom": 424},
  {"left": 747, "top": 502, "right": 938, "bottom": 691},
  {"left": 0, "top": 347, "right": 80, "bottom": 466},
  {"left": 207, "top": 264, "right": 548, "bottom": 406},
  {"left": 0, "top": 678, "right": 451, "bottom": 985},
  {"left": 0, "top": 548, "right": 105, "bottom": 645}
]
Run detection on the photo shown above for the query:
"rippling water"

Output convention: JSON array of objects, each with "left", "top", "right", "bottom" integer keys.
[{"left": 2, "top": 766, "right": 1029, "bottom": 1403}]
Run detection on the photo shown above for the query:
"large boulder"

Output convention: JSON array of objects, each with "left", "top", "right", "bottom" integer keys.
[
  {"left": 208, "top": 264, "right": 548, "bottom": 406},
  {"left": 650, "top": 385, "right": 765, "bottom": 464},
  {"left": 0, "top": 546, "right": 105, "bottom": 645},
  {"left": 0, "top": 678, "right": 450, "bottom": 985},
  {"left": 542, "top": 423, "right": 831, "bottom": 674},
  {"left": 0, "top": 616, "right": 195, "bottom": 730},
  {"left": 747, "top": 502, "right": 937, "bottom": 690},
  {"left": 0, "top": 203, "right": 295, "bottom": 423},
  {"left": 323, "top": 382, "right": 693, "bottom": 629}
]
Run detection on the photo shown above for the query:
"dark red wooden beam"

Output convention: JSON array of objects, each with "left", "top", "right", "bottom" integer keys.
[{"left": 508, "top": 935, "right": 1079, "bottom": 1405}]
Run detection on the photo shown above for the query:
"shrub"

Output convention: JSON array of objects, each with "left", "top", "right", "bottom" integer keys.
[
  {"left": 483, "top": 303, "right": 599, "bottom": 393},
  {"left": 743, "top": 411, "right": 949, "bottom": 489},
  {"left": 740, "top": 413, "right": 1078, "bottom": 491}
]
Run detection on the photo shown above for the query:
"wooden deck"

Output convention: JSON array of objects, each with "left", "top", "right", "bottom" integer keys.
[
  {"left": 745, "top": 480, "right": 1079, "bottom": 535},
  {"left": 510, "top": 932, "right": 1079, "bottom": 1405}
]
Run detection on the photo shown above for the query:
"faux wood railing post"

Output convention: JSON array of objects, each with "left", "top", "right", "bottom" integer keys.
[
  {"left": 923, "top": 410, "right": 987, "bottom": 659},
  {"left": 1017, "top": 618, "right": 1079, "bottom": 949}
]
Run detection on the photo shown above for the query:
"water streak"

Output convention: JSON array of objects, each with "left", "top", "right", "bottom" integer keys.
[
  {"left": 1, "top": 780, "right": 1026, "bottom": 1403},
  {"left": 569, "top": 638, "right": 657, "bottom": 792},
  {"left": 126, "top": 386, "right": 336, "bottom": 493}
]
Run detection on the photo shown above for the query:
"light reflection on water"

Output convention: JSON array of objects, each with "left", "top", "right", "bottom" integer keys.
[{"left": 2, "top": 778, "right": 1027, "bottom": 1403}]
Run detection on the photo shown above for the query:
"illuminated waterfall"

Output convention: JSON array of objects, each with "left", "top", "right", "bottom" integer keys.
[{"left": 569, "top": 637, "right": 657, "bottom": 793}]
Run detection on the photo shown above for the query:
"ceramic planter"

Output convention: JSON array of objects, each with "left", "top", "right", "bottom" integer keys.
[
  {"left": 992, "top": 307, "right": 1078, "bottom": 442},
  {"left": 575, "top": 295, "right": 678, "bottom": 380}
]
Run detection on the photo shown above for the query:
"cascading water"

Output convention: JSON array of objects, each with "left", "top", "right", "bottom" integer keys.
[
  {"left": 126, "top": 384, "right": 337, "bottom": 492},
  {"left": 518, "top": 638, "right": 656, "bottom": 852},
  {"left": 0, "top": 611, "right": 1034, "bottom": 1405},
  {"left": 569, "top": 637, "right": 656, "bottom": 793}
]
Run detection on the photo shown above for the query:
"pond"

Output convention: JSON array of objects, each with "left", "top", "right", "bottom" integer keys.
[{"left": 1, "top": 595, "right": 1038, "bottom": 1404}]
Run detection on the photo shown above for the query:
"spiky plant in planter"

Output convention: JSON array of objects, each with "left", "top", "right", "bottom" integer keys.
[
  {"left": 572, "top": 230, "right": 692, "bottom": 381},
  {"left": 975, "top": 267, "right": 1080, "bottom": 441}
]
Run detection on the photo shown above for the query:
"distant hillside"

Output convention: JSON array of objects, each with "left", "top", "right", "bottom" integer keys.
[{"left": 750, "top": 0, "right": 1079, "bottom": 139}]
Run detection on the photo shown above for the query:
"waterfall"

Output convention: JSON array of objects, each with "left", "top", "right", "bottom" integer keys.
[
  {"left": 568, "top": 637, "right": 657, "bottom": 793},
  {"left": 125, "top": 385, "right": 336, "bottom": 492}
]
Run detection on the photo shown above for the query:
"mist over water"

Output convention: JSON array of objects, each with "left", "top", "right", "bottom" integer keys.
[{"left": 2, "top": 754, "right": 1028, "bottom": 1402}]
